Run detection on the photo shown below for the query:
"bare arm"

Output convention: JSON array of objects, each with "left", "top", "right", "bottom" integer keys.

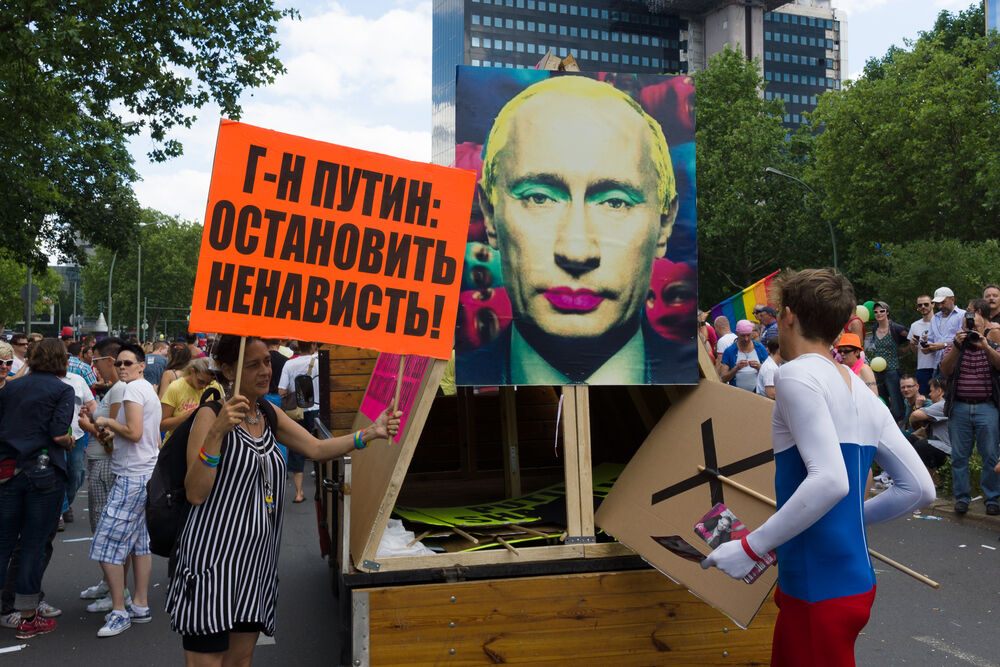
[
  {"left": 160, "top": 401, "right": 194, "bottom": 433},
  {"left": 278, "top": 406, "right": 401, "bottom": 461},
  {"left": 858, "top": 366, "right": 879, "bottom": 395},
  {"left": 185, "top": 396, "right": 249, "bottom": 506},
  {"left": 97, "top": 401, "right": 144, "bottom": 442},
  {"left": 719, "top": 363, "right": 737, "bottom": 383}
]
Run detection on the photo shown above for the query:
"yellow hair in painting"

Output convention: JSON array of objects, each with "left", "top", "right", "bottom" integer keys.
[{"left": 480, "top": 75, "right": 676, "bottom": 215}]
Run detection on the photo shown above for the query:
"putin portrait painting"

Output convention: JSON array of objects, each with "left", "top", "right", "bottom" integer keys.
[{"left": 454, "top": 70, "right": 698, "bottom": 386}]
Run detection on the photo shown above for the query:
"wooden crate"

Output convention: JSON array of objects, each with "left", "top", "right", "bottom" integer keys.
[{"left": 358, "top": 569, "right": 777, "bottom": 666}]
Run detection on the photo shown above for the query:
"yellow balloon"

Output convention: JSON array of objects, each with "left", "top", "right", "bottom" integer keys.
[
  {"left": 856, "top": 305, "right": 870, "bottom": 323},
  {"left": 870, "top": 356, "right": 887, "bottom": 372}
]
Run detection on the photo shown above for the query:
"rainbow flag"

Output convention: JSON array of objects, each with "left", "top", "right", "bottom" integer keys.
[{"left": 709, "top": 270, "right": 781, "bottom": 326}]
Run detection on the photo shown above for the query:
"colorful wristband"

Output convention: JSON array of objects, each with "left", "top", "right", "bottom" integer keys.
[
  {"left": 199, "top": 447, "right": 221, "bottom": 467},
  {"left": 741, "top": 534, "right": 763, "bottom": 563},
  {"left": 353, "top": 430, "right": 366, "bottom": 450}
]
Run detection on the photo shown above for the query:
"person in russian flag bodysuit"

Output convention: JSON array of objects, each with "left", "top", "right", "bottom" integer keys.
[{"left": 702, "top": 268, "right": 935, "bottom": 667}]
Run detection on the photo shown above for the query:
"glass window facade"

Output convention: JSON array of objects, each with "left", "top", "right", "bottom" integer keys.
[
  {"left": 433, "top": 0, "right": 687, "bottom": 162},
  {"left": 762, "top": 8, "right": 843, "bottom": 129}
]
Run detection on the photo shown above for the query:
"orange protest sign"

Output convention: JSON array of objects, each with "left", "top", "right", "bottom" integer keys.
[{"left": 189, "top": 120, "right": 476, "bottom": 360}]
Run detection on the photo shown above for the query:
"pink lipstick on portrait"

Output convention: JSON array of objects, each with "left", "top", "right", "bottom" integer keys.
[{"left": 543, "top": 287, "right": 604, "bottom": 313}]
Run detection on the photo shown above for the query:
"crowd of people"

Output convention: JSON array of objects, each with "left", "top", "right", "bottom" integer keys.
[
  {"left": 0, "top": 331, "right": 399, "bottom": 664},
  {"left": 700, "top": 283, "right": 1000, "bottom": 516}
]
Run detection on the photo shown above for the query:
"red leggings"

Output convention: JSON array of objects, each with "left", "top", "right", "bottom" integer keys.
[{"left": 771, "top": 585, "right": 876, "bottom": 667}]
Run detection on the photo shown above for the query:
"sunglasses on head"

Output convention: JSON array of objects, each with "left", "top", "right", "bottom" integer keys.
[{"left": 113, "top": 360, "right": 138, "bottom": 368}]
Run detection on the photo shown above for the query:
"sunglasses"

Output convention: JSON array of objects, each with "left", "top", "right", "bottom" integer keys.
[
  {"left": 113, "top": 360, "right": 139, "bottom": 368},
  {"left": 837, "top": 348, "right": 859, "bottom": 355},
  {"left": 0, "top": 359, "right": 13, "bottom": 367},
  {"left": 916, "top": 303, "right": 931, "bottom": 308},
  {"left": 873, "top": 309, "right": 887, "bottom": 314},
  {"left": 12, "top": 342, "right": 27, "bottom": 347},
  {"left": 92, "top": 355, "right": 113, "bottom": 363}
]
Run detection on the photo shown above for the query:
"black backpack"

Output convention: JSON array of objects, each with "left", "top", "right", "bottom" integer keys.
[{"left": 146, "top": 389, "right": 278, "bottom": 563}]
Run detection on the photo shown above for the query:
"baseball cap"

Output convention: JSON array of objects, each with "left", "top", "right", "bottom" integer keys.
[
  {"left": 932, "top": 287, "right": 954, "bottom": 303},
  {"left": 60, "top": 326, "right": 74, "bottom": 338},
  {"left": 735, "top": 319, "right": 754, "bottom": 335}
]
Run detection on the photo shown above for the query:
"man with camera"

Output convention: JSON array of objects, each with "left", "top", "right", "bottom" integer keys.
[{"left": 939, "top": 299, "right": 1000, "bottom": 515}]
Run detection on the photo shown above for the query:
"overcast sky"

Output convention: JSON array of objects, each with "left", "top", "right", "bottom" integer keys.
[{"left": 126, "top": 0, "right": 980, "bottom": 224}]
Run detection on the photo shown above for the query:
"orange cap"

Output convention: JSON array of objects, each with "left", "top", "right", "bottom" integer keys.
[{"left": 839, "top": 332, "right": 862, "bottom": 349}]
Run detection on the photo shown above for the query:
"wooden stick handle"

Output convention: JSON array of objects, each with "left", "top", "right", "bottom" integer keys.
[
  {"left": 452, "top": 525, "right": 480, "bottom": 545},
  {"left": 233, "top": 337, "right": 247, "bottom": 397},
  {"left": 496, "top": 536, "right": 520, "bottom": 555},
  {"left": 393, "top": 354, "right": 406, "bottom": 411},
  {"left": 696, "top": 465, "right": 941, "bottom": 589}
]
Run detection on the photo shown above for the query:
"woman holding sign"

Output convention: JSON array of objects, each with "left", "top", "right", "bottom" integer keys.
[{"left": 165, "top": 335, "right": 400, "bottom": 665}]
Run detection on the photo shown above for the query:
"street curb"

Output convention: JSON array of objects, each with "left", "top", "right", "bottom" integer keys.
[{"left": 922, "top": 497, "right": 1000, "bottom": 532}]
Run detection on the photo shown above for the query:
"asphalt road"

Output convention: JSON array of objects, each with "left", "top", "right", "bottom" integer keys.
[
  {"left": 0, "top": 473, "right": 338, "bottom": 665},
  {"left": 858, "top": 511, "right": 1000, "bottom": 666}
]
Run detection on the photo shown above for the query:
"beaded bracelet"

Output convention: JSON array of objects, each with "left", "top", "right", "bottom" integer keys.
[
  {"left": 199, "top": 447, "right": 221, "bottom": 467},
  {"left": 353, "top": 430, "right": 366, "bottom": 450}
]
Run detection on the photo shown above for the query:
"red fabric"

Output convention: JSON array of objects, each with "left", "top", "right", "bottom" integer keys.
[
  {"left": 771, "top": 585, "right": 875, "bottom": 667},
  {"left": 955, "top": 348, "right": 992, "bottom": 400}
]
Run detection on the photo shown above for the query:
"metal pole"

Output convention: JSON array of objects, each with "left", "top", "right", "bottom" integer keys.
[
  {"left": 107, "top": 251, "right": 117, "bottom": 336},
  {"left": 25, "top": 268, "right": 32, "bottom": 335},
  {"left": 764, "top": 167, "right": 838, "bottom": 271},
  {"left": 136, "top": 243, "right": 142, "bottom": 341}
]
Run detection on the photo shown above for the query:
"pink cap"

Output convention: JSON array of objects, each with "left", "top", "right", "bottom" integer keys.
[{"left": 735, "top": 319, "right": 754, "bottom": 335}]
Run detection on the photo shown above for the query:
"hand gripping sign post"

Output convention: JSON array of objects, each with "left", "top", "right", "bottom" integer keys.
[{"left": 190, "top": 120, "right": 476, "bottom": 393}]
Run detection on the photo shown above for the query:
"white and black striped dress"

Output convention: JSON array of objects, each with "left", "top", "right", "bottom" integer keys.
[{"left": 165, "top": 421, "right": 286, "bottom": 636}]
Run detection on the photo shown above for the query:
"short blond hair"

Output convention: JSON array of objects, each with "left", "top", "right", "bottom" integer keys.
[{"left": 480, "top": 76, "right": 676, "bottom": 215}]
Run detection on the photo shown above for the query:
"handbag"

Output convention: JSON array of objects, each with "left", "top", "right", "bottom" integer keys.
[{"left": 282, "top": 357, "right": 315, "bottom": 421}]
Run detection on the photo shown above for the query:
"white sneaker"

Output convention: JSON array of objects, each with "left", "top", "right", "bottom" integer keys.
[
  {"left": 127, "top": 603, "right": 152, "bottom": 624},
  {"left": 38, "top": 601, "right": 62, "bottom": 618},
  {"left": 0, "top": 611, "right": 20, "bottom": 629},
  {"left": 97, "top": 610, "right": 131, "bottom": 637},
  {"left": 80, "top": 580, "right": 110, "bottom": 599},
  {"left": 87, "top": 589, "right": 131, "bottom": 613}
]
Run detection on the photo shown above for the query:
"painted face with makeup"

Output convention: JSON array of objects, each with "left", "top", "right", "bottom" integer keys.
[{"left": 482, "top": 84, "right": 674, "bottom": 349}]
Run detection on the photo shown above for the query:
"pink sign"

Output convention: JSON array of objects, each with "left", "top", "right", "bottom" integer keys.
[{"left": 360, "top": 354, "right": 431, "bottom": 443}]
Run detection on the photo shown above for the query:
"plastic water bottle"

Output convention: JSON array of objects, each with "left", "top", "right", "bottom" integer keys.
[{"left": 37, "top": 449, "right": 49, "bottom": 470}]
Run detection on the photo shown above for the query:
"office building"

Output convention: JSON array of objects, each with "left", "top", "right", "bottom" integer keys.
[
  {"left": 761, "top": 0, "right": 847, "bottom": 127},
  {"left": 433, "top": 0, "right": 788, "bottom": 164}
]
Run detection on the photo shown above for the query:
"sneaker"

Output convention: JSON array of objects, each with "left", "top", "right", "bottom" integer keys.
[
  {"left": 87, "top": 589, "right": 131, "bottom": 613},
  {"left": 97, "top": 610, "right": 131, "bottom": 638},
  {"left": 955, "top": 500, "right": 969, "bottom": 514},
  {"left": 15, "top": 613, "right": 56, "bottom": 639},
  {"left": 987, "top": 503, "right": 1000, "bottom": 516},
  {"left": 57, "top": 517, "right": 65, "bottom": 532},
  {"left": 127, "top": 603, "right": 152, "bottom": 624},
  {"left": 80, "top": 580, "right": 110, "bottom": 599},
  {"left": 64, "top": 508, "right": 74, "bottom": 523},
  {"left": 38, "top": 601, "right": 62, "bottom": 618},
  {"left": 0, "top": 611, "right": 20, "bottom": 629}
]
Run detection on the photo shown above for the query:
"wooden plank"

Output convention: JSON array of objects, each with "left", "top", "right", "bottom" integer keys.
[
  {"left": 329, "top": 374, "right": 375, "bottom": 391},
  {"left": 574, "top": 386, "right": 594, "bottom": 539},
  {"left": 560, "top": 386, "right": 582, "bottom": 539},
  {"left": 698, "top": 337, "right": 720, "bottom": 382},
  {"left": 365, "top": 543, "right": 585, "bottom": 572},
  {"left": 367, "top": 569, "right": 777, "bottom": 665},
  {"left": 583, "top": 542, "right": 634, "bottom": 558},
  {"left": 500, "top": 387, "right": 521, "bottom": 498},
  {"left": 350, "top": 357, "right": 447, "bottom": 571},
  {"left": 327, "top": 344, "right": 380, "bottom": 360}
]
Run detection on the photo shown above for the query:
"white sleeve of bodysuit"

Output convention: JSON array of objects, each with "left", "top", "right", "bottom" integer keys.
[
  {"left": 863, "top": 408, "right": 936, "bottom": 524},
  {"left": 704, "top": 376, "right": 849, "bottom": 578},
  {"left": 743, "top": 376, "right": 850, "bottom": 557}
]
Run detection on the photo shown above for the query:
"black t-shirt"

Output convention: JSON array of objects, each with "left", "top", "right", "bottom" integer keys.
[{"left": 268, "top": 350, "right": 287, "bottom": 395}]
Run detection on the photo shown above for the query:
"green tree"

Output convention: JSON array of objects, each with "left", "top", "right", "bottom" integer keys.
[
  {"left": 803, "top": 2, "right": 999, "bottom": 289},
  {"left": 695, "top": 47, "right": 835, "bottom": 308},
  {"left": 856, "top": 239, "right": 1000, "bottom": 315},
  {"left": 81, "top": 210, "right": 204, "bottom": 340},
  {"left": 0, "top": 254, "right": 63, "bottom": 332},
  {"left": 2, "top": 1, "right": 295, "bottom": 268}
]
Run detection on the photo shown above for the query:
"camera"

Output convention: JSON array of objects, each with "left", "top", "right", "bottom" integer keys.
[{"left": 964, "top": 312, "right": 981, "bottom": 345}]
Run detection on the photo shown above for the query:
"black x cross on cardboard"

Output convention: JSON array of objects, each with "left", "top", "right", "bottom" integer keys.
[{"left": 596, "top": 380, "right": 778, "bottom": 628}]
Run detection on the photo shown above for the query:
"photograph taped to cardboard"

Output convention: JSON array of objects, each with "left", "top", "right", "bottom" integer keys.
[{"left": 453, "top": 67, "right": 698, "bottom": 386}]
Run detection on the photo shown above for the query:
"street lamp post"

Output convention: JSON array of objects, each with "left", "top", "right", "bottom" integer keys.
[{"left": 764, "top": 166, "right": 838, "bottom": 271}]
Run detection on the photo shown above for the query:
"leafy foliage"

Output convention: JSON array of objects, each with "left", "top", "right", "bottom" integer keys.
[
  {"left": 695, "top": 47, "right": 835, "bottom": 308},
  {"left": 803, "top": 2, "right": 1000, "bottom": 295},
  {"left": 0, "top": 254, "right": 64, "bottom": 332},
  {"left": 80, "top": 210, "right": 203, "bottom": 340},
  {"left": 1, "top": 0, "right": 295, "bottom": 267}
]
